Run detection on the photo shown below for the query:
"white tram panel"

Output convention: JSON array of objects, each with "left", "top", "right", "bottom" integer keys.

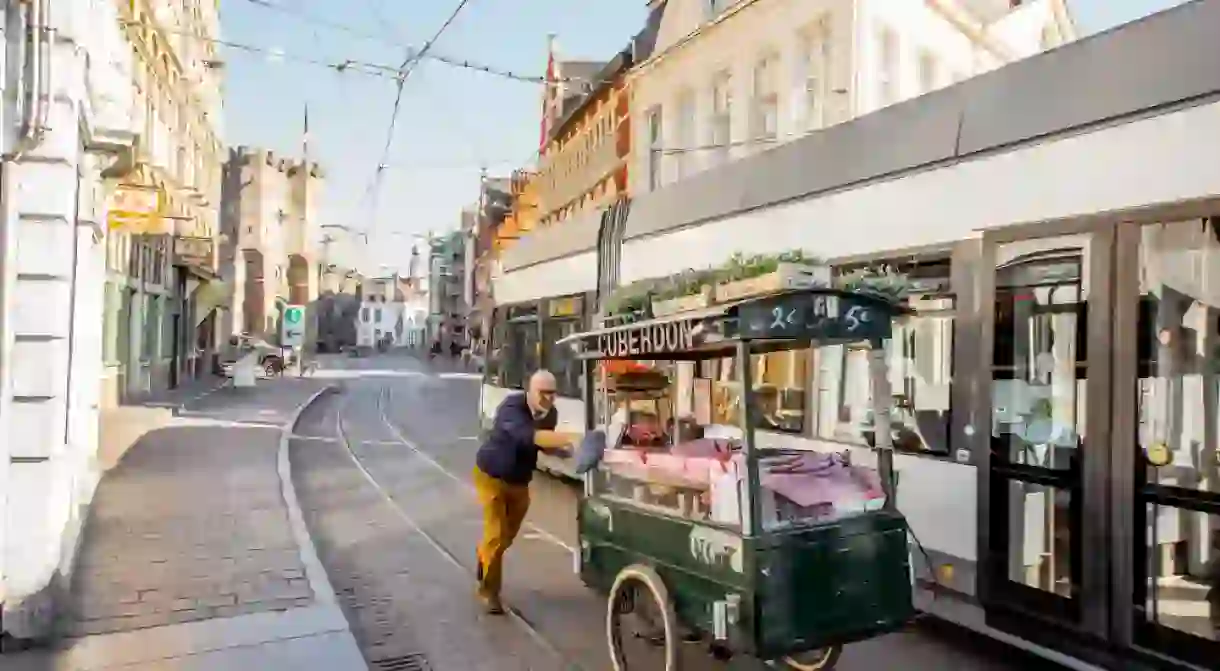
[
  {"left": 494, "top": 251, "right": 597, "bottom": 305},
  {"left": 619, "top": 97, "right": 1220, "bottom": 284}
]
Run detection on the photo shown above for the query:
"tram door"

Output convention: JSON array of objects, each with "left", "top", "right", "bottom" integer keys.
[
  {"left": 1122, "top": 220, "right": 1219, "bottom": 670},
  {"left": 979, "top": 231, "right": 1116, "bottom": 646},
  {"left": 981, "top": 224, "right": 1220, "bottom": 670}
]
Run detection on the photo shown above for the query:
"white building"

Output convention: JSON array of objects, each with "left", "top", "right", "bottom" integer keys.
[
  {"left": 357, "top": 277, "right": 428, "bottom": 348},
  {"left": 631, "top": 0, "right": 1076, "bottom": 193},
  {"left": 0, "top": 0, "right": 138, "bottom": 639}
]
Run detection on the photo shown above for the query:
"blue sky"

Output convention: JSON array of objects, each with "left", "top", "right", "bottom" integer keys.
[{"left": 220, "top": 0, "right": 1189, "bottom": 273}]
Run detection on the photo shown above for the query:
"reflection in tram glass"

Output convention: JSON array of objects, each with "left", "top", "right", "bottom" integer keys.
[{"left": 1138, "top": 221, "right": 1220, "bottom": 651}]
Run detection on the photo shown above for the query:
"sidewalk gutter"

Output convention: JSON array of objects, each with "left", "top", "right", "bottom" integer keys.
[{"left": 276, "top": 385, "right": 355, "bottom": 621}]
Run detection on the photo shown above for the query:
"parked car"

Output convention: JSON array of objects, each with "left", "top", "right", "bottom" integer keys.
[{"left": 216, "top": 335, "right": 289, "bottom": 377}]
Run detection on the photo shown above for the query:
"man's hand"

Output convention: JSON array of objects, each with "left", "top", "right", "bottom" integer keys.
[{"left": 535, "top": 430, "right": 582, "bottom": 455}]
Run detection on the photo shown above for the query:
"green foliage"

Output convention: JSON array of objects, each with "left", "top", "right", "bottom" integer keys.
[
  {"left": 603, "top": 250, "right": 914, "bottom": 315},
  {"left": 835, "top": 264, "right": 912, "bottom": 302},
  {"left": 713, "top": 249, "right": 818, "bottom": 283}
]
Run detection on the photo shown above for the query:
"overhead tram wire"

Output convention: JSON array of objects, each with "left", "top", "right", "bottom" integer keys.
[{"left": 363, "top": 0, "right": 476, "bottom": 229}]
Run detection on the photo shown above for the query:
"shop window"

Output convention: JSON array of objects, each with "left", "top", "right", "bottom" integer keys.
[{"left": 814, "top": 295, "right": 955, "bottom": 455}]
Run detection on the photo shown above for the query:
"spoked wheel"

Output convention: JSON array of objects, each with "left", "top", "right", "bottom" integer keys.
[
  {"left": 771, "top": 646, "right": 843, "bottom": 670},
  {"left": 607, "top": 565, "right": 679, "bottom": 671}
]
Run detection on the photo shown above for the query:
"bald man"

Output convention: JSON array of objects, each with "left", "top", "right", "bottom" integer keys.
[{"left": 473, "top": 369, "right": 578, "bottom": 614}]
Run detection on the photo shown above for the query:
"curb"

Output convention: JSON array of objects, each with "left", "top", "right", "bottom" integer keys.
[{"left": 275, "top": 385, "right": 352, "bottom": 615}]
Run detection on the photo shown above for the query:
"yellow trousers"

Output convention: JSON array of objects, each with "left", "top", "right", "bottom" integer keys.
[{"left": 473, "top": 467, "right": 531, "bottom": 600}]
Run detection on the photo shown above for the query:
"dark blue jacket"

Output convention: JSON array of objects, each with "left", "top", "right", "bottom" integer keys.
[{"left": 476, "top": 392, "right": 558, "bottom": 485}]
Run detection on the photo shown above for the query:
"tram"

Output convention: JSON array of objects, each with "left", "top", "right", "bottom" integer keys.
[{"left": 479, "top": 5, "right": 1220, "bottom": 669}]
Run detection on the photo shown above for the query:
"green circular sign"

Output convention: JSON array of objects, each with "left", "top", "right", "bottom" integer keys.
[{"left": 285, "top": 307, "right": 303, "bottom": 324}]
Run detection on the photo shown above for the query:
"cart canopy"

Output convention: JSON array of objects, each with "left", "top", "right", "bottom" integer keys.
[{"left": 560, "top": 288, "right": 905, "bottom": 360}]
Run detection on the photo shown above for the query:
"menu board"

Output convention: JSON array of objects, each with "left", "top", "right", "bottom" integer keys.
[{"left": 733, "top": 290, "right": 894, "bottom": 342}]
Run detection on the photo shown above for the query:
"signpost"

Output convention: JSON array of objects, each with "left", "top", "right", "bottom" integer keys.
[{"left": 280, "top": 304, "right": 306, "bottom": 347}]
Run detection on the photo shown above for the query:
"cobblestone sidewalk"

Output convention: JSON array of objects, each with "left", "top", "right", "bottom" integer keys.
[{"left": 63, "top": 422, "right": 312, "bottom": 638}]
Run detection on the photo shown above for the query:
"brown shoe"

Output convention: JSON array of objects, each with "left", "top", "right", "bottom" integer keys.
[{"left": 480, "top": 594, "right": 505, "bottom": 615}]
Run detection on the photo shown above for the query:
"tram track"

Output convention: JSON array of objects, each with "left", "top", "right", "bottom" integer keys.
[
  {"left": 288, "top": 380, "right": 573, "bottom": 671},
  {"left": 333, "top": 384, "right": 578, "bottom": 668}
]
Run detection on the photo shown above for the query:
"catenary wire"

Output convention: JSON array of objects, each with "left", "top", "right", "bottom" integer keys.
[{"left": 362, "top": 0, "right": 476, "bottom": 232}]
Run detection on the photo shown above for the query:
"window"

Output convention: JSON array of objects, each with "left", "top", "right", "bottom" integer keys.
[
  {"left": 814, "top": 268, "right": 955, "bottom": 455},
  {"left": 1040, "top": 24, "right": 1057, "bottom": 50},
  {"left": 142, "top": 295, "right": 161, "bottom": 361},
  {"left": 1132, "top": 220, "right": 1220, "bottom": 665},
  {"left": 696, "top": 351, "right": 810, "bottom": 434},
  {"left": 374, "top": 307, "right": 382, "bottom": 322},
  {"left": 646, "top": 106, "right": 663, "bottom": 191},
  {"left": 543, "top": 317, "right": 582, "bottom": 398},
  {"left": 704, "top": 0, "right": 727, "bottom": 20},
  {"left": 876, "top": 25, "right": 899, "bottom": 108},
  {"left": 751, "top": 53, "right": 779, "bottom": 142},
  {"left": 709, "top": 70, "right": 733, "bottom": 165},
  {"left": 917, "top": 49, "right": 939, "bottom": 94},
  {"left": 503, "top": 318, "right": 540, "bottom": 390},
  {"left": 361, "top": 307, "right": 370, "bottom": 322},
  {"left": 799, "top": 21, "right": 831, "bottom": 131},
  {"left": 674, "top": 89, "right": 696, "bottom": 180}
]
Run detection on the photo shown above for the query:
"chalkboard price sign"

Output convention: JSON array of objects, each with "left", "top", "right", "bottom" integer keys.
[{"left": 732, "top": 290, "right": 894, "bottom": 341}]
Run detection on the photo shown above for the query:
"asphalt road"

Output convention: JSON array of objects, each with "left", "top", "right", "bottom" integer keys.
[{"left": 293, "top": 352, "right": 1067, "bottom": 671}]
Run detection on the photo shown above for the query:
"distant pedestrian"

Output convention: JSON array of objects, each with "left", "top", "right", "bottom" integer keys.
[{"left": 472, "top": 370, "right": 577, "bottom": 614}]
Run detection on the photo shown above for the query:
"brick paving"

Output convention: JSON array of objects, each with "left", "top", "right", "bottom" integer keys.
[
  {"left": 61, "top": 382, "right": 330, "bottom": 639},
  {"left": 289, "top": 388, "right": 563, "bottom": 671}
]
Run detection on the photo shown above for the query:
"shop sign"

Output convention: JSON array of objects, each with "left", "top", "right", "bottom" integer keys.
[
  {"left": 594, "top": 318, "right": 700, "bottom": 358},
  {"left": 174, "top": 236, "right": 214, "bottom": 267},
  {"left": 107, "top": 183, "right": 166, "bottom": 233},
  {"left": 549, "top": 295, "right": 583, "bottom": 318}
]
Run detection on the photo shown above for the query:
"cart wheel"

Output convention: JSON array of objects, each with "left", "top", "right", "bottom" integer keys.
[
  {"left": 771, "top": 646, "right": 842, "bottom": 670},
  {"left": 607, "top": 564, "right": 679, "bottom": 671}
]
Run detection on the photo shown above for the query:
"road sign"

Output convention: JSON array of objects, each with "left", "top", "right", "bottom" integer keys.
[{"left": 281, "top": 304, "right": 306, "bottom": 347}]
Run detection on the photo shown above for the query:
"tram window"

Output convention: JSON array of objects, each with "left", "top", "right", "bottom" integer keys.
[
  {"left": 485, "top": 309, "right": 507, "bottom": 383},
  {"left": 1139, "top": 507, "right": 1219, "bottom": 649},
  {"left": 501, "top": 320, "right": 540, "bottom": 390},
  {"left": 1137, "top": 222, "right": 1220, "bottom": 497},
  {"left": 813, "top": 298, "right": 955, "bottom": 455},
  {"left": 1134, "top": 221, "right": 1220, "bottom": 663},
  {"left": 542, "top": 318, "right": 581, "bottom": 398},
  {"left": 991, "top": 282, "right": 1086, "bottom": 470}
]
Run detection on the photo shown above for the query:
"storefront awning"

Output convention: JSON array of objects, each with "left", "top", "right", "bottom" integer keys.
[{"left": 191, "top": 277, "right": 232, "bottom": 328}]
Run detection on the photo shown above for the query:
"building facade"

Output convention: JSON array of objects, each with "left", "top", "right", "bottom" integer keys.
[
  {"left": 428, "top": 229, "right": 467, "bottom": 349},
  {"left": 1, "top": 0, "right": 146, "bottom": 639},
  {"left": 631, "top": 0, "right": 1075, "bottom": 193},
  {"left": 219, "top": 147, "right": 323, "bottom": 345},
  {"left": 102, "top": 0, "right": 226, "bottom": 401},
  {"left": 535, "top": 38, "right": 638, "bottom": 228}
]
